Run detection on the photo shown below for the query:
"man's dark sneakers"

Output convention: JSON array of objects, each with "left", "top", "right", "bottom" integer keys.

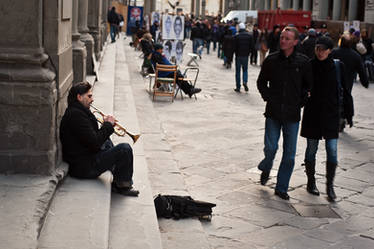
[
  {"left": 274, "top": 190, "right": 290, "bottom": 200},
  {"left": 234, "top": 88, "right": 240, "bottom": 93},
  {"left": 243, "top": 84, "right": 249, "bottom": 92},
  {"left": 260, "top": 171, "right": 270, "bottom": 185},
  {"left": 112, "top": 184, "right": 139, "bottom": 197},
  {"left": 188, "top": 87, "right": 201, "bottom": 98}
]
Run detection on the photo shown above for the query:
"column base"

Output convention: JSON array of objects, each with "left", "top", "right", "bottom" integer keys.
[
  {"left": 80, "top": 33, "right": 95, "bottom": 75},
  {"left": 73, "top": 40, "right": 87, "bottom": 84}
]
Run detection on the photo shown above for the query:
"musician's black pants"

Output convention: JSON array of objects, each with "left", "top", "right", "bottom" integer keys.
[{"left": 93, "top": 140, "right": 134, "bottom": 185}]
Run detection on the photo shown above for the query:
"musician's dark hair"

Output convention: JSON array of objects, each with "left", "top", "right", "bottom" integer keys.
[{"left": 67, "top": 82, "right": 92, "bottom": 105}]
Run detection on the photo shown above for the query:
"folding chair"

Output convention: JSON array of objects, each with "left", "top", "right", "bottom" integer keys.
[
  {"left": 153, "top": 63, "right": 177, "bottom": 102},
  {"left": 175, "top": 66, "right": 200, "bottom": 100},
  {"left": 186, "top": 53, "right": 199, "bottom": 67}
]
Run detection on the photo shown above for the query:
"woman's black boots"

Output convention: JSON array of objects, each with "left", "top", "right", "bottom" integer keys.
[
  {"left": 326, "top": 162, "right": 337, "bottom": 202},
  {"left": 304, "top": 161, "right": 320, "bottom": 196}
]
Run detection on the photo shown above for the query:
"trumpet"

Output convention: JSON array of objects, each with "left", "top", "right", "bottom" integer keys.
[{"left": 90, "top": 105, "right": 140, "bottom": 144}]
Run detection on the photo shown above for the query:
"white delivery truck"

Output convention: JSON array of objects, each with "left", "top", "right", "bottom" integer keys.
[{"left": 221, "top": 10, "right": 258, "bottom": 23}]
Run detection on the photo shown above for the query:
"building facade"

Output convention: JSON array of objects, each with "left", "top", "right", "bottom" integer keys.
[{"left": 0, "top": 0, "right": 111, "bottom": 175}]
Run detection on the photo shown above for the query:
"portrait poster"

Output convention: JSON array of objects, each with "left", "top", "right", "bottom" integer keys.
[
  {"left": 172, "top": 15, "right": 184, "bottom": 40},
  {"left": 151, "top": 12, "right": 160, "bottom": 25},
  {"left": 126, "top": 6, "right": 143, "bottom": 35},
  {"left": 162, "top": 14, "right": 173, "bottom": 40},
  {"left": 353, "top": 20, "right": 360, "bottom": 31},
  {"left": 163, "top": 40, "right": 173, "bottom": 61},
  {"left": 175, "top": 40, "right": 184, "bottom": 65},
  {"left": 344, "top": 21, "right": 350, "bottom": 32}
]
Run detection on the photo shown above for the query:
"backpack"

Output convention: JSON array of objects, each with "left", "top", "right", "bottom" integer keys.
[{"left": 154, "top": 194, "right": 216, "bottom": 220}]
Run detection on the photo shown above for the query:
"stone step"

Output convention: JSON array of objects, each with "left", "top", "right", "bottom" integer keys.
[
  {"left": 108, "top": 34, "right": 163, "bottom": 249},
  {"left": 37, "top": 173, "right": 112, "bottom": 249}
]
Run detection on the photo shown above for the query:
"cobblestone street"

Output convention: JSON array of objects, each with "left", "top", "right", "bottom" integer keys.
[{"left": 124, "top": 40, "right": 374, "bottom": 249}]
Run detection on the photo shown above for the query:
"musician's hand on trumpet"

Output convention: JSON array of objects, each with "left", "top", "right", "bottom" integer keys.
[
  {"left": 103, "top": 115, "right": 116, "bottom": 126},
  {"left": 90, "top": 105, "right": 140, "bottom": 144}
]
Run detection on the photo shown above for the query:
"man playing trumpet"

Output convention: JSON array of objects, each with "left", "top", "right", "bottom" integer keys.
[{"left": 60, "top": 82, "right": 139, "bottom": 196}]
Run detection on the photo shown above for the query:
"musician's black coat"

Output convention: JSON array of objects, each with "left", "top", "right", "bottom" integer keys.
[{"left": 60, "top": 101, "right": 114, "bottom": 178}]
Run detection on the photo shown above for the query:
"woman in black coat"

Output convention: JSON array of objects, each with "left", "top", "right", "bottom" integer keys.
[{"left": 301, "top": 36, "right": 353, "bottom": 202}]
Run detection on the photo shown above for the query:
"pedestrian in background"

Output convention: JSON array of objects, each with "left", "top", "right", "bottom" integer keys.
[
  {"left": 233, "top": 23, "right": 253, "bottom": 92},
  {"left": 331, "top": 33, "right": 369, "bottom": 131},
  {"left": 222, "top": 25, "right": 234, "bottom": 69},
  {"left": 257, "top": 26, "right": 313, "bottom": 200},
  {"left": 267, "top": 24, "right": 281, "bottom": 53},
  {"left": 191, "top": 21, "right": 205, "bottom": 58},
  {"left": 107, "top": 6, "right": 120, "bottom": 43},
  {"left": 300, "top": 28, "right": 317, "bottom": 59},
  {"left": 258, "top": 28, "right": 268, "bottom": 66},
  {"left": 301, "top": 36, "right": 353, "bottom": 202},
  {"left": 250, "top": 24, "right": 260, "bottom": 65}
]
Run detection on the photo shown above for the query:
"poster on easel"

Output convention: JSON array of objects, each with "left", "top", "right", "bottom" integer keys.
[
  {"left": 163, "top": 40, "right": 173, "bottom": 61},
  {"left": 352, "top": 20, "right": 360, "bottom": 32},
  {"left": 126, "top": 6, "right": 143, "bottom": 35},
  {"left": 162, "top": 14, "right": 184, "bottom": 40},
  {"left": 151, "top": 12, "right": 160, "bottom": 25},
  {"left": 173, "top": 15, "right": 184, "bottom": 40},
  {"left": 175, "top": 40, "right": 184, "bottom": 65}
]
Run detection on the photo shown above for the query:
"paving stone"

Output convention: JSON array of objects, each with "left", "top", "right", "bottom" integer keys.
[
  {"left": 242, "top": 225, "right": 303, "bottom": 248},
  {"left": 328, "top": 235, "right": 374, "bottom": 249},
  {"left": 225, "top": 204, "right": 296, "bottom": 228},
  {"left": 279, "top": 216, "right": 329, "bottom": 230},
  {"left": 292, "top": 204, "right": 341, "bottom": 218},
  {"left": 269, "top": 234, "right": 330, "bottom": 249}
]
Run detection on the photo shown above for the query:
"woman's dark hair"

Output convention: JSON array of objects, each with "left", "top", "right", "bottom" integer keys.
[{"left": 67, "top": 82, "right": 92, "bottom": 105}]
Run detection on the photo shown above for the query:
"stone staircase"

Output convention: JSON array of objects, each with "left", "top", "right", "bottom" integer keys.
[{"left": 37, "top": 37, "right": 162, "bottom": 249}]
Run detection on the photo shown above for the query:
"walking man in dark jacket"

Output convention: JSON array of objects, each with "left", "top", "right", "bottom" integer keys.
[
  {"left": 257, "top": 27, "right": 313, "bottom": 200},
  {"left": 233, "top": 23, "right": 253, "bottom": 92},
  {"left": 107, "top": 6, "right": 120, "bottom": 43},
  {"left": 60, "top": 82, "right": 139, "bottom": 196}
]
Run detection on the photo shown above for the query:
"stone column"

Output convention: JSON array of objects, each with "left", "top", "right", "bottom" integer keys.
[
  {"left": 196, "top": 0, "right": 200, "bottom": 17},
  {"left": 319, "top": 0, "right": 329, "bottom": 19},
  {"left": 293, "top": 0, "right": 299, "bottom": 10},
  {"left": 265, "top": 0, "right": 271, "bottom": 10},
  {"left": 348, "top": 0, "right": 358, "bottom": 21},
  {"left": 101, "top": 0, "right": 108, "bottom": 48},
  {"left": 88, "top": 0, "right": 102, "bottom": 60},
  {"left": 202, "top": 0, "right": 206, "bottom": 18},
  {"left": 257, "top": 0, "right": 265, "bottom": 10},
  {"left": 303, "top": 0, "right": 311, "bottom": 11},
  {"left": 280, "top": 0, "right": 291, "bottom": 9},
  {"left": 0, "top": 0, "right": 72, "bottom": 175},
  {"left": 73, "top": 0, "right": 87, "bottom": 84},
  {"left": 365, "top": 0, "right": 374, "bottom": 23},
  {"left": 78, "top": 0, "right": 95, "bottom": 75},
  {"left": 251, "top": 0, "right": 256, "bottom": 10},
  {"left": 332, "top": 0, "right": 342, "bottom": 20},
  {"left": 271, "top": 0, "right": 277, "bottom": 10}
]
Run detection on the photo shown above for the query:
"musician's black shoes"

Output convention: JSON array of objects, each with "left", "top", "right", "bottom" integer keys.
[
  {"left": 112, "top": 184, "right": 139, "bottom": 197},
  {"left": 260, "top": 171, "right": 270, "bottom": 185},
  {"left": 274, "top": 190, "right": 289, "bottom": 200}
]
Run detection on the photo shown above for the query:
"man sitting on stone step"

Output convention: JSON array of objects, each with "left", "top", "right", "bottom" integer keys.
[
  {"left": 60, "top": 82, "right": 139, "bottom": 196},
  {"left": 151, "top": 43, "right": 201, "bottom": 98}
]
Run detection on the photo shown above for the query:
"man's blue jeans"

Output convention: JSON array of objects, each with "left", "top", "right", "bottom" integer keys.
[
  {"left": 110, "top": 24, "right": 116, "bottom": 42},
  {"left": 258, "top": 118, "right": 300, "bottom": 193},
  {"left": 193, "top": 38, "right": 204, "bottom": 56},
  {"left": 93, "top": 140, "right": 134, "bottom": 184},
  {"left": 305, "top": 138, "right": 338, "bottom": 164},
  {"left": 235, "top": 56, "right": 249, "bottom": 90}
]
